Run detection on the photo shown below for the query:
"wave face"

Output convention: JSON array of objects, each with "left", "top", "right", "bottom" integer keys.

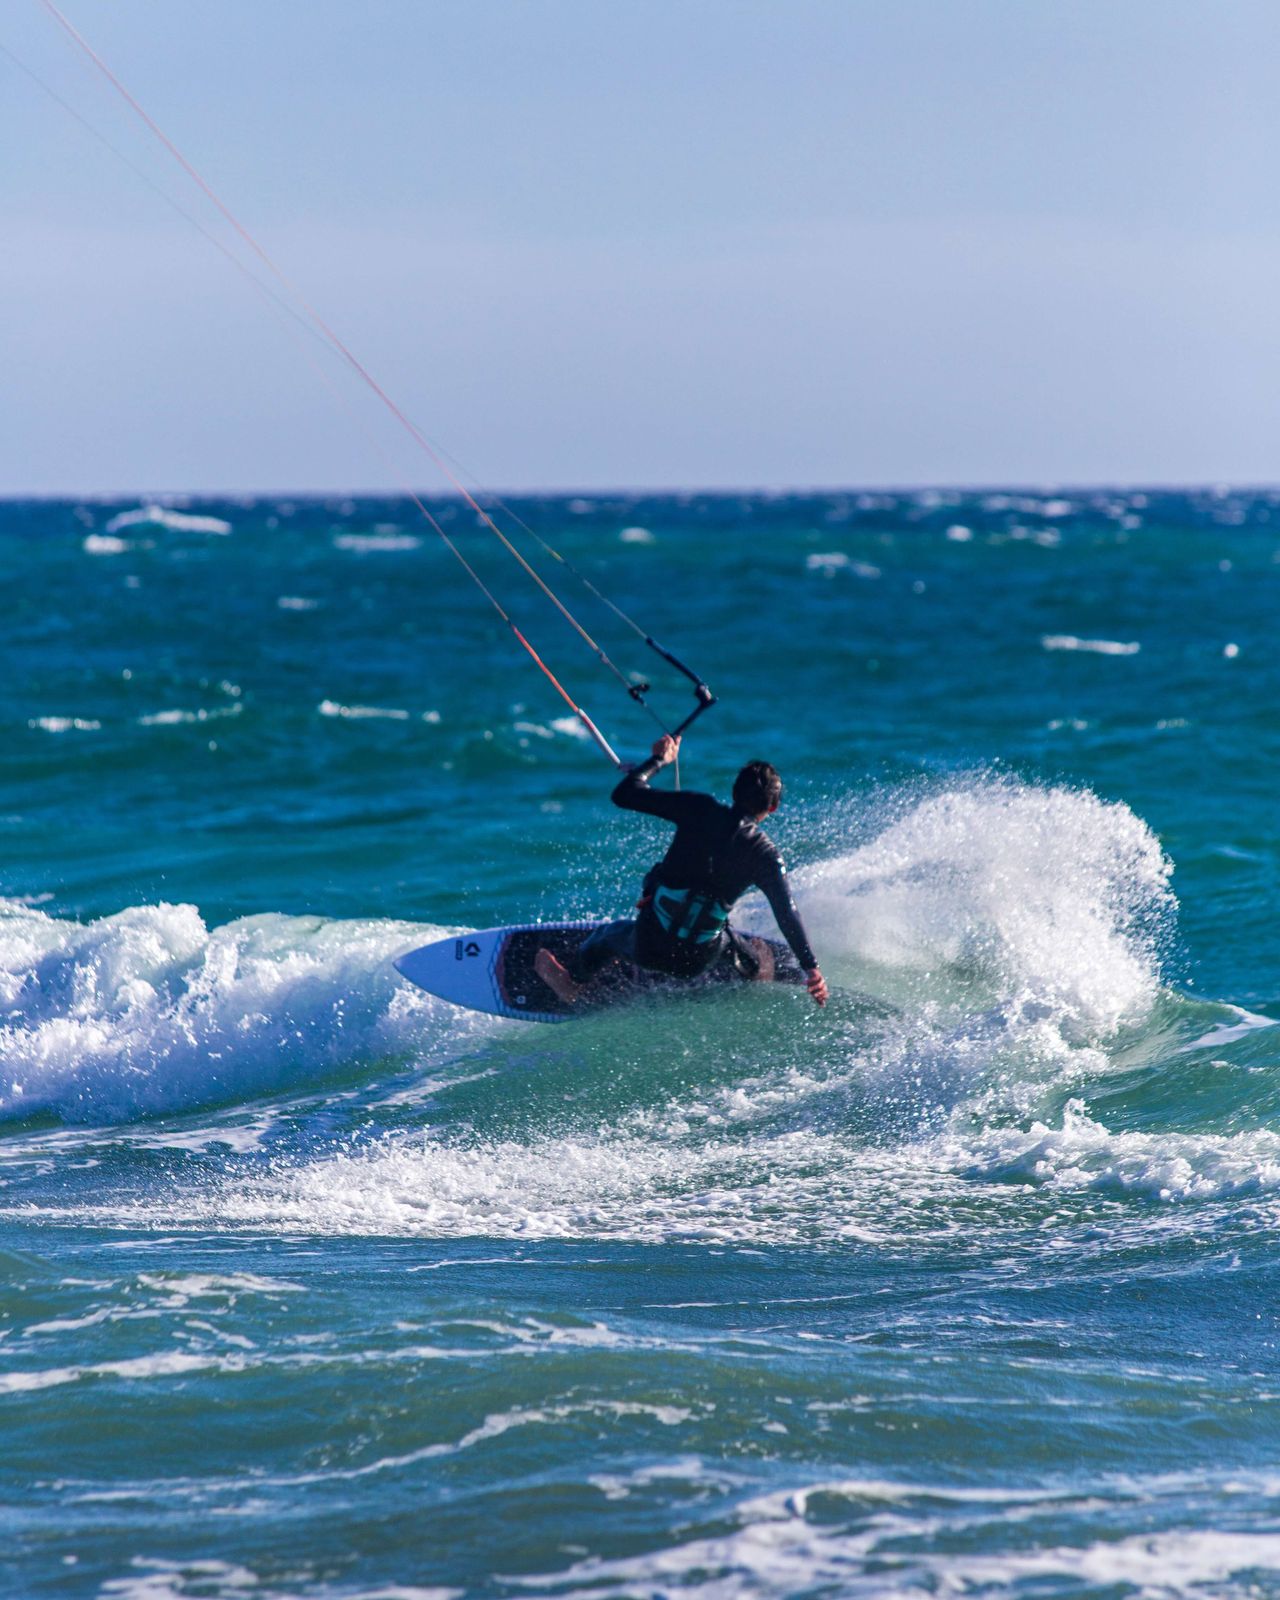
[{"left": 3, "top": 490, "right": 1279, "bottom": 1598}]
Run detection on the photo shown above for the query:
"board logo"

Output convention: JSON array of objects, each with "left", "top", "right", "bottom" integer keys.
[
  {"left": 454, "top": 939, "right": 464, "bottom": 961},
  {"left": 464, "top": 940, "right": 481, "bottom": 958}
]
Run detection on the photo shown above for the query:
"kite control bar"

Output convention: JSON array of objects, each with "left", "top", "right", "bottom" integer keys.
[{"left": 637, "top": 635, "right": 717, "bottom": 740}]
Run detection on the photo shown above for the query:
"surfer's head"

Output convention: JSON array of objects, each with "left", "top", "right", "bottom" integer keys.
[{"left": 733, "top": 760, "right": 782, "bottom": 817}]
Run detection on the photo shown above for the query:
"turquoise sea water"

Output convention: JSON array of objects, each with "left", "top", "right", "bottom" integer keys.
[{"left": 3, "top": 487, "right": 1280, "bottom": 1598}]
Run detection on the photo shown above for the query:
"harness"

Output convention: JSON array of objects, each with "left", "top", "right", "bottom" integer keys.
[
  {"left": 642, "top": 813, "right": 748, "bottom": 947},
  {"left": 649, "top": 883, "right": 731, "bottom": 944}
]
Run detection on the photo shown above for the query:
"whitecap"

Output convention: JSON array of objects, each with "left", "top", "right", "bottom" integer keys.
[
  {"left": 82, "top": 534, "right": 128, "bottom": 555},
  {"left": 951, "top": 1099, "right": 1280, "bottom": 1203},
  {"left": 1041, "top": 635, "right": 1140, "bottom": 656},
  {"left": 1182, "top": 1007, "right": 1277, "bottom": 1052},
  {"left": 332, "top": 533, "right": 421, "bottom": 553},
  {"left": 806, "top": 552, "right": 880, "bottom": 578},
  {"left": 105, "top": 505, "right": 232, "bottom": 535},
  {"left": 530, "top": 1484, "right": 1280, "bottom": 1600},
  {"left": 137, "top": 706, "right": 242, "bottom": 727},
  {"left": 619, "top": 526, "right": 654, "bottom": 544},
  {"left": 28, "top": 717, "right": 101, "bottom": 733},
  {"left": 276, "top": 596, "right": 319, "bottom": 612},
  {"left": 0, "top": 898, "right": 465, "bottom": 1124},
  {"left": 0, "top": 1351, "right": 228, "bottom": 1394},
  {"left": 29, "top": 716, "right": 101, "bottom": 732},
  {"left": 318, "top": 700, "right": 410, "bottom": 720}
]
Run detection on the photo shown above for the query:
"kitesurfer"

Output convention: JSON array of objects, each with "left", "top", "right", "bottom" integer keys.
[{"left": 535, "top": 734, "right": 828, "bottom": 1006}]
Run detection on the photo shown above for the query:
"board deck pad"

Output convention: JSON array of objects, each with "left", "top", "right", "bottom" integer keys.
[{"left": 394, "top": 921, "right": 801, "bottom": 1023}]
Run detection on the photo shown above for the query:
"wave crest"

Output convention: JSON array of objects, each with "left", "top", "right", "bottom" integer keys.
[{"left": 0, "top": 901, "right": 456, "bottom": 1124}]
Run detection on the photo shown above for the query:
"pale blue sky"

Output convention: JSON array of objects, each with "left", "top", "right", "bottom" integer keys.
[{"left": 4, "top": 0, "right": 1278, "bottom": 493}]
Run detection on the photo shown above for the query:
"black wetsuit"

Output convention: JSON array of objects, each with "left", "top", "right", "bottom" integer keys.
[{"left": 569, "top": 758, "right": 818, "bottom": 983}]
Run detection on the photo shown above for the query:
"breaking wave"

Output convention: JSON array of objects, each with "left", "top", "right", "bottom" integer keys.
[
  {"left": 0, "top": 902, "right": 469, "bottom": 1124},
  {"left": 10, "top": 777, "right": 1268, "bottom": 1251},
  {"left": 1, "top": 778, "right": 1171, "bottom": 1131}
]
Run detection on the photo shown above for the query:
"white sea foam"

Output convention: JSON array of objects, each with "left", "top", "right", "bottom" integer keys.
[
  {"left": 82, "top": 533, "right": 129, "bottom": 555},
  {"left": 953, "top": 1099, "right": 1280, "bottom": 1202},
  {"left": 92, "top": 1559, "right": 298, "bottom": 1600},
  {"left": 132, "top": 1271, "right": 306, "bottom": 1303},
  {"left": 804, "top": 552, "right": 881, "bottom": 578},
  {"left": 28, "top": 716, "right": 102, "bottom": 733},
  {"left": 276, "top": 595, "right": 320, "bottom": 611},
  {"left": 782, "top": 780, "right": 1171, "bottom": 1040},
  {"left": 1042, "top": 634, "right": 1140, "bottom": 656},
  {"left": 332, "top": 532, "right": 421, "bottom": 553},
  {"left": 105, "top": 506, "right": 232, "bottom": 536},
  {"left": 137, "top": 705, "right": 243, "bottom": 727},
  {"left": 318, "top": 700, "right": 410, "bottom": 721},
  {"left": 112, "top": 1121, "right": 932, "bottom": 1244},
  {"left": 1183, "top": 1007, "right": 1276, "bottom": 1052},
  {"left": 0, "top": 1350, "right": 230, "bottom": 1394},
  {"left": 0, "top": 900, "right": 465, "bottom": 1123},
  {"left": 519, "top": 1476, "right": 1280, "bottom": 1600},
  {"left": 619, "top": 526, "right": 654, "bottom": 544}
]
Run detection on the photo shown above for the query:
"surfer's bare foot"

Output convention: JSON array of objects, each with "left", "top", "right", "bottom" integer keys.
[{"left": 535, "top": 947, "right": 581, "bottom": 1005}]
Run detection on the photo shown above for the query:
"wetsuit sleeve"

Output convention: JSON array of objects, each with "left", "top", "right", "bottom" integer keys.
[
  {"left": 611, "top": 762, "right": 703, "bottom": 825},
  {"left": 755, "top": 854, "right": 818, "bottom": 971}
]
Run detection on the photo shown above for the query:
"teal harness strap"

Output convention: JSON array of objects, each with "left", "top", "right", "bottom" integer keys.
[{"left": 650, "top": 884, "right": 730, "bottom": 944}]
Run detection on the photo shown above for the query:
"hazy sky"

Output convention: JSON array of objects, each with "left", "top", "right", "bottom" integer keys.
[{"left": 4, "top": 0, "right": 1278, "bottom": 494}]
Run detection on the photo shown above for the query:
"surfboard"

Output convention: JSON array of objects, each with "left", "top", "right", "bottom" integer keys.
[{"left": 393, "top": 921, "right": 802, "bottom": 1023}]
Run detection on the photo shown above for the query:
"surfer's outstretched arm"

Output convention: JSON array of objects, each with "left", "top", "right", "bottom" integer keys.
[{"left": 756, "top": 863, "right": 828, "bottom": 1006}]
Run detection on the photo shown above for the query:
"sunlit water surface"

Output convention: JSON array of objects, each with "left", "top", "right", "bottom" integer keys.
[{"left": 3, "top": 489, "right": 1279, "bottom": 1598}]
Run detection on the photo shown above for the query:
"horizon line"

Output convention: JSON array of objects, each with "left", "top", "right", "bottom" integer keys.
[{"left": 3, "top": 479, "right": 1278, "bottom": 503}]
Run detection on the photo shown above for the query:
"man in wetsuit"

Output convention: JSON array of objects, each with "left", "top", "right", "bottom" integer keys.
[{"left": 535, "top": 733, "right": 828, "bottom": 1007}]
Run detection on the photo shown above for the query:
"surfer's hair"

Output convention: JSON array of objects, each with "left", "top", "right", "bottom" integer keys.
[{"left": 733, "top": 760, "right": 782, "bottom": 814}]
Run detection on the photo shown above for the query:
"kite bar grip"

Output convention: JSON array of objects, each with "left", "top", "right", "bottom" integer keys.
[{"left": 670, "top": 682, "right": 717, "bottom": 739}]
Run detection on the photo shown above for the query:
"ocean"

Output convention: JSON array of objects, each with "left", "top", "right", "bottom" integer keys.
[{"left": 2, "top": 486, "right": 1279, "bottom": 1598}]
